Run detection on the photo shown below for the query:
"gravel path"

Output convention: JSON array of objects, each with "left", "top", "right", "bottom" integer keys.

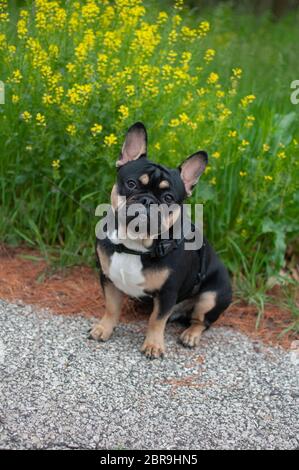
[{"left": 0, "top": 299, "right": 298, "bottom": 450}]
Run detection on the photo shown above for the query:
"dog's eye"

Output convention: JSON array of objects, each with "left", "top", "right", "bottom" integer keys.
[
  {"left": 126, "top": 179, "right": 137, "bottom": 190},
  {"left": 163, "top": 193, "right": 174, "bottom": 204}
]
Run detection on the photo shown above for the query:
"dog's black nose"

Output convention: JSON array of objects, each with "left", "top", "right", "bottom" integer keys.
[{"left": 140, "top": 196, "right": 155, "bottom": 207}]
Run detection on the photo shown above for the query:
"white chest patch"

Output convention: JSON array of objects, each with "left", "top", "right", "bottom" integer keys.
[{"left": 108, "top": 252, "right": 145, "bottom": 298}]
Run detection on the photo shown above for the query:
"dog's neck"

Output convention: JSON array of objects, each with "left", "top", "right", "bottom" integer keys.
[{"left": 107, "top": 229, "right": 152, "bottom": 253}]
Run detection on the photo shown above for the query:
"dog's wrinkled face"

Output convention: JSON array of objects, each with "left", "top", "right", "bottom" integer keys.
[{"left": 111, "top": 122, "right": 208, "bottom": 239}]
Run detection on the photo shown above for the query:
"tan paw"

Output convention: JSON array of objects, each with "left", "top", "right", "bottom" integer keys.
[
  {"left": 141, "top": 340, "right": 165, "bottom": 359},
  {"left": 89, "top": 323, "right": 113, "bottom": 342},
  {"left": 180, "top": 326, "right": 202, "bottom": 348}
]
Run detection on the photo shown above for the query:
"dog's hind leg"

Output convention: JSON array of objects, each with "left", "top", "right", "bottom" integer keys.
[
  {"left": 168, "top": 298, "right": 194, "bottom": 326},
  {"left": 180, "top": 291, "right": 217, "bottom": 348}
]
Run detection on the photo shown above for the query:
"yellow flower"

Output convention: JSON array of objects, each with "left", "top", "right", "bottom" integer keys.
[
  {"left": 168, "top": 29, "right": 178, "bottom": 44},
  {"left": 218, "top": 107, "right": 232, "bottom": 121},
  {"left": 125, "top": 85, "right": 135, "bottom": 97},
  {"left": 216, "top": 90, "right": 225, "bottom": 98},
  {"left": 173, "top": 68, "right": 189, "bottom": 83},
  {"left": 118, "top": 105, "right": 129, "bottom": 120},
  {"left": 98, "top": 53, "right": 108, "bottom": 63},
  {"left": 17, "top": 17, "right": 28, "bottom": 39},
  {"left": 66, "top": 63, "right": 76, "bottom": 73},
  {"left": 181, "top": 26, "right": 197, "bottom": 41},
  {"left": 12, "top": 95, "right": 20, "bottom": 104},
  {"left": 8, "top": 45, "right": 16, "bottom": 56},
  {"left": 173, "top": 14, "right": 182, "bottom": 26},
  {"left": 52, "top": 160, "right": 60, "bottom": 170},
  {"left": 131, "top": 23, "right": 161, "bottom": 55},
  {"left": 263, "top": 144, "right": 270, "bottom": 152},
  {"left": 239, "top": 171, "right": 247, "bottom": 177},
  {"left": 277, "top": 151, "right": 286, "bottom": 159},
  {"left": 204, "top": 49, "right": 216, "bottom": 63},
  {"left": 229, "top": 88, "right": 237, "bottom": 97},
  {"left": 75, "top": 28, "right": 95, "bottom": 62},
  {"left": 10, "top": 69, "right": 23, "bottom": 84},
  {"left": 154, "top": 143, "right": 161, "bottom": 150},
  {"left": 36, "top": 113, "right": 46, "bottom": 127},
  {"left": 167, "top": 50, "right": 177, "bottom": 64},
  {"left": 90, "top": 123, "right": 103, "bottom": 136},
  {"left": 174, "top": 0, "right": 184, "bottom": 10},
  {"left": 245, "top": 115, "right": 255, "bottom": 127},
  {"left": 0, "top": 1, "right": 9, "bottom": 23},
  {"left": 197, "top": 87, "right": 207, "bottom": 96},
  {"left": 164, "top": 83, "right": 175, "bottom": 94},
  {"left": 25, "top": 145, "right": 33, "bottom": 152},
  {"left": 82, "top": 1, "right": 100, "bottom": 21},
  {"left": 238, "top": 140, "right": 250, "bottom": 151},
  {"left": 212, "top": 151, "right": 221, "bottom": 159},
  {"left": 67, "top": 84, "right": 92, "bottom": 105},
  {"left": 40, "top": 65, "right": 52, "bottom": 80},
  {"left": 42, "top": 94, "right": 54, "bottom": 105},
  {"left": 179, "top": 112, "right": 189, "bottom": 123},
  {"left": 104, "top": 134, "right": 117, "bottom": 147},
  {"left": 157, "top": 11, "right": 168, "bottom": 24},
  {"left": 198, "top": 21, "right": 210, "bottom": 37},
  {"left": 49, "top": 44, "right": 59, "bottom": 58},
  {"left": 0, "top": 32, "right": 6, "bottom": 51},
  {"left": 228, "top": 130, "right": 237, "bottom": 138},
  {"left": 207, "top": 72, "right": 219, "bottom": 84},
  {"left": 181, "top": 51, "right": 192, "bottom": 64},
  {"left": 21, "top": 111, "right": 32, "bottom": 122},
  {"left": 232, "top": 68, "right": 242, "bottom": 79},
  {"left": 240, "top": 94, "right": 256, "bottom": 108},
  {"left": 264, "top": 175, "right": 273, "bottom": 181},
  {"left": 169, "top": 119, "right": 180, "bottom": 127},
  {"left": 210, "top": 177, "right": 217, "bottom": 185},
  {"left": 66, "top": 124, "right": 76, "bottom": 136}
]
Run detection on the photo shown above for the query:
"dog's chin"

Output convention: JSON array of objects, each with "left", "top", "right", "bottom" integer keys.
[
  {"left": 117, "top": 202, "right": 181, "bottom": 241},
  {"left": 125, "top": 213, "right": 151, "bottom": 241}
]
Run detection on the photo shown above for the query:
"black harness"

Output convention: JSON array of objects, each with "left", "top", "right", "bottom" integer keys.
[
  {"left": 190, "top": 241, "right": 207, "bottom": 296},
  {"left": 112, "top": 237, "right": 184, "bottom": 259},
  {"left": 110, "top": 236, "right": 207, "bottom": 297}
]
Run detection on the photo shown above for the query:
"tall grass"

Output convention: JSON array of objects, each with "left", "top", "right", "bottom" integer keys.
[{"left": 0, "top": 1, "right": 298, "bottom": 325}]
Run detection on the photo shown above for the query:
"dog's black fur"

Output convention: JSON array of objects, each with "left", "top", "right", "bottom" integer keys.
[{"left": 91, "top": 122, "right": 232, "bottom": 358}]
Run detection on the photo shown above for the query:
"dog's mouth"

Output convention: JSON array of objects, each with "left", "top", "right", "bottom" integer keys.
[
  {"left": 118, "top": 200, "right": 158, "bottom": 239},
  {"left": 116, "top": 197, "right": 181, "bottom": 240}
]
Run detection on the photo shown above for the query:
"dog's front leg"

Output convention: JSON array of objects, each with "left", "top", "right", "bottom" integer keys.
[
  {"left": 90, "top": 280, "right": 124, "bottom": 342},
  {"left": 141, "top": 294, "right": 176, "bottom": 359}
]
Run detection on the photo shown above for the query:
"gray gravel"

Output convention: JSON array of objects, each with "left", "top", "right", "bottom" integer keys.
[{"left": 0, "top": 299, "right": 298, "bottom": 450}]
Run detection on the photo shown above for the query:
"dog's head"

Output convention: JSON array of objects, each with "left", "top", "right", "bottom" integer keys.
[{"left": 111, "top": 122, "right": 208, "bottom": 239}]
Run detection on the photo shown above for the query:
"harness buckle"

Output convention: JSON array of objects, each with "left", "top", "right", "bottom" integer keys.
[{"left": 153, "top": 240, "right": 176, "bottom": 258}]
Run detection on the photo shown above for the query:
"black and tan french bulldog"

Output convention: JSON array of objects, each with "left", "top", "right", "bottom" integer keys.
[{"left": 90, "top": 122, "right": 232, "bottom": 358}]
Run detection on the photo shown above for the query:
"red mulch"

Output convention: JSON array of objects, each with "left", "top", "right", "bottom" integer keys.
[{"left": 0, "top": 244, "right": 297, "bottom": 348}]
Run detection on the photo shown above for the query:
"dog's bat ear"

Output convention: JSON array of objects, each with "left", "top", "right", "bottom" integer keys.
[
  {"left": 178, "top": 151, "right": 208, "bottom": 196},
  {"left": 117, "top": 122, "right": 147, "bottom": 167}
]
